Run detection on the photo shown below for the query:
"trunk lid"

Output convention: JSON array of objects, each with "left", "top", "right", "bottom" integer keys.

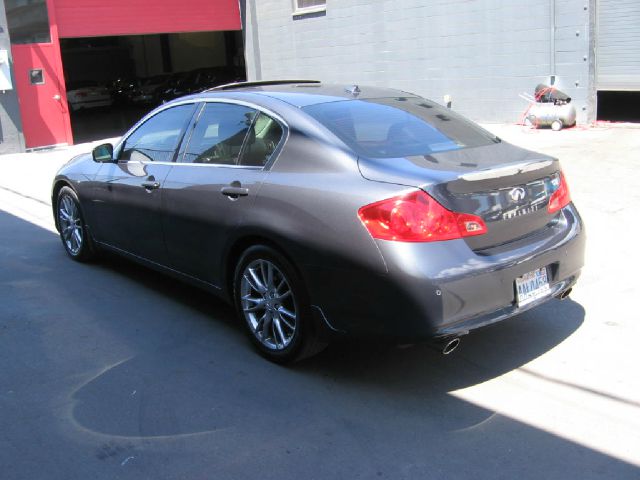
[{"left": 358, "top": 142, "right": 562, "bottom": 250}]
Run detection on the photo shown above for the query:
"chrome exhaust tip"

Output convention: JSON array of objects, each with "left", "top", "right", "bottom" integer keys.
[
  {"left": 437, "top": 337, "right": 461, "bottom": 355},
  {"left": 558, "top": 287, "right": 573, "bottom": 300},
  {"left": 429, "top": 335, "right": 463, "bottom": 355}
]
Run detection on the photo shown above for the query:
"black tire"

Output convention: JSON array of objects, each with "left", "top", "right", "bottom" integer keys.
[
  {"left": 56, "top": 186, "right": 96, "bottom": 262},
  {"left": 233, "top": 245, "right": 328, "bottom": 363}
]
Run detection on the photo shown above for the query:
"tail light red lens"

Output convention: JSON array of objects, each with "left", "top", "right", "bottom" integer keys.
[
  {"left": 358, "top": 190, "right": 487, "bottom": 242},
  {"left": 548, "top": 171, "right": 571, "bottom": 213}
]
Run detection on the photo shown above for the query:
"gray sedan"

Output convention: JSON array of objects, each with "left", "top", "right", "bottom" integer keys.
[{"left": 52, "top": 81, "right": 585, "bottom": 362}]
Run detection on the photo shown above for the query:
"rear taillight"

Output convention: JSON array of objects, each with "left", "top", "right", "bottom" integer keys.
[
  {"left": 548, "top": 171, "right": 571, "bottom": 213},
  {"left": 358, "top": 190, "right": 487, "bottom": 242}
]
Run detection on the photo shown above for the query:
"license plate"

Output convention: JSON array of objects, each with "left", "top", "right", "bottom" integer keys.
[{"left": 515, "top": 267, "right": 551, "bottom": 307}]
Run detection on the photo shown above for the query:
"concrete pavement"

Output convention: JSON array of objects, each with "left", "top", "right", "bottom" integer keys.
[{"left": 0, "top": 137, "right": 119, "bottom": 232}]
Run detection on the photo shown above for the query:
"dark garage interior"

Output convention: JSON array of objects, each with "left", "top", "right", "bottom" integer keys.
[
  {"left": 596, "top": 91, "right": 640, "bottom": 123},
  {"left": 60, "top": 31, "right": 246, "bottom": 144}
]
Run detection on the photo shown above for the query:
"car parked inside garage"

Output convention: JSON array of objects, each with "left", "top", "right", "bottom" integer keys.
[
  {"left": 66, "top": 81, "right": 114, "bottom": 111},
  {"left": 131, "top": 74, "right": 171, "bottom": 106}
]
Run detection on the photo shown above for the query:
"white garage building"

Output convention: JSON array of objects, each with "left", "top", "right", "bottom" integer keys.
[{"left": 243, "top": 0, "right": 640, "bottom": 125}]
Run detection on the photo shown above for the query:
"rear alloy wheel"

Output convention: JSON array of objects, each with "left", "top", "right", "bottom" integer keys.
[
  {"left": 241, "top": 258, "right": 297, "bottom": 349},
  {"left": 56, "top": 186, "right": 95, "bottom": 262},
  {"left": 234, "top": 245, "right": 327, "bottom": 363}
]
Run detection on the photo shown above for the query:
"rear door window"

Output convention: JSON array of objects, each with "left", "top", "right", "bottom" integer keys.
[
  {"left": 238, "top": 112, "right": 284, "bottom": 167},
  {"left": 181, "top": 103, "right": 256, "bottom": 165},
  {"left": 303, "top": 97, "right": 499, "bottom": 158}
]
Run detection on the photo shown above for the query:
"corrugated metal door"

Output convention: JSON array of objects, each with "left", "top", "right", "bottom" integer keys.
[
  {"left": 597, "top": 0, "right": 640, "bottom": 90},
  {"left": 54, "top": 0, "right": 241, "bottom": 38}
]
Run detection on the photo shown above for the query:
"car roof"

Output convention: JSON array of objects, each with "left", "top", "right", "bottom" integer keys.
[{"left": 195, "top": 82, "right": 419, "bottom": 108}]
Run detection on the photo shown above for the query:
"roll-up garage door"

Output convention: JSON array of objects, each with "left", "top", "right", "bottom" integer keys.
[
  {"left": 54, "top": 0, "right": 241, "bottom": 38},
  {"left": 597, "top": 0, "right": 640, "bottom": 90}
]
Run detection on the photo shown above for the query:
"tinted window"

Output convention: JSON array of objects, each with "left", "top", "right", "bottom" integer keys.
[
  {"left": 303, "top": 97, "right": 499, "bottom": 158},
  {"left": 120, "top": 104, "right": 195, "bottom": 163},
  {"left": 5, "top": 0, "right": 51, "bottom": 44},
  {"left": 296, "top": 0, "right": 326, "bottom": 10},
  {"left": 181, "top": 103, "right": 256, "bottom": 165},
  {"left": 239, "top": 112, "right": 284, "bottom": 167}
]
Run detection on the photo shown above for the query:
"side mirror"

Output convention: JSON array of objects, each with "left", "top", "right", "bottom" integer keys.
[{"left": 92, "top": 143, "right": 114, "bottom": 163}]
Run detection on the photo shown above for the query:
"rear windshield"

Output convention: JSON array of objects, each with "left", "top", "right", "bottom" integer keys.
[{"left": 303, "top": 97, "right": 499, "bottom": 158}]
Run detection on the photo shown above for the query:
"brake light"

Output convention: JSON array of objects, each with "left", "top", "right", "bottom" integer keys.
[
  {"left": 548, "top": 171, "right": 571, "bottom": 213},
  {"left": 358, "top": 190, "right": 487, "bottom": 242}
]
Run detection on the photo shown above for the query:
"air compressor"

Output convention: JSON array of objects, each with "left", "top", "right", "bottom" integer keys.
[{"left": 521, "top": 84, "right": 577, "bottom": 131}]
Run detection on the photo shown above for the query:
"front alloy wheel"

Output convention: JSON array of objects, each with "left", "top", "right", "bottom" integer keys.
[
  {"left": 58, "top": 194, "right": 83, "bottom": 255},
  {"left": 56, "top": 186, "right": 95, "bottom": 261}
]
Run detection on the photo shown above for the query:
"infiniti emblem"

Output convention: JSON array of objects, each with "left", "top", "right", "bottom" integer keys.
[{"left": 509, "top": 187, "right": 526, "bottom": 202}]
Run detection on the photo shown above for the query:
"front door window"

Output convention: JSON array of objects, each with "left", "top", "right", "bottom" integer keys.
[{"left": 119, "top": 104, "right": 196, "bottom": 163}]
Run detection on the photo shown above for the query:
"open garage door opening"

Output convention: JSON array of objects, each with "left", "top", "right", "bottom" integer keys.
[
  {"left": 60, "top": 31, "right": 245, "bottom": 144},
  {"left": 597, "top": 91, "right": 640, "bottom": 123}
]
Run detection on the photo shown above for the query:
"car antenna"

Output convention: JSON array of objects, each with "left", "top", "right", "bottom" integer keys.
[{"left": 345, "top": 84, "right": 361, "bottom": 97}]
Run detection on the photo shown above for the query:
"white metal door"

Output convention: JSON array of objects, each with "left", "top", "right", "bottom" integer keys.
[{"left": 597, "top": 0, "right": 640, "bottom": 90}]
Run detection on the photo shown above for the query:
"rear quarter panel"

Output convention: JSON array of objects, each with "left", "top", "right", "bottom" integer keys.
[{"left": 229, "top": 122, "right": 409, "bottom": 332}]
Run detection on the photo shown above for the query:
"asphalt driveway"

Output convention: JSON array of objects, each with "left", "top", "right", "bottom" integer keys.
[{"left": 0, "top": 124, "right": 638, "bottom": 479}]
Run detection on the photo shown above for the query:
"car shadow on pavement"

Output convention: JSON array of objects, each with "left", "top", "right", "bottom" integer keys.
[
  {"left": 298, "top": 297, "right": 585, "bottom": 393},
  {"left": 2, "top": 210, "right": 637, "bottom": 480}
]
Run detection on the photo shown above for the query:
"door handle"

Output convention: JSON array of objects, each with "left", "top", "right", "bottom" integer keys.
[
  {"left": 221, "top": 186, "right": 249, "bottom": 198},
  {"left": 141, "top": 181, "right": 160, "bottom": 190}
]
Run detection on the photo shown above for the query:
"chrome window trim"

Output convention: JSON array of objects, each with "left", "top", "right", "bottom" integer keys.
[
  {"left": 122, "top": 160, "right": 263, "bottom": 170},
  {"left": 168, "top": 163, "right": 265, "bottom": 170},
  {"left": 120, "top": 160, "right": 174, "bottom": 166}
]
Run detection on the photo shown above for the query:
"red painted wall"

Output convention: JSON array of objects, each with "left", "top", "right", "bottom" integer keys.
[
  {"left": 12, "top": 0, "right": 73, "bottom": 149},
  {"left": 12, "top": 44, "right": 73, "bottom": 148},
  {"left": 54, "top": 0, "right": 241, "bottom": 38}
]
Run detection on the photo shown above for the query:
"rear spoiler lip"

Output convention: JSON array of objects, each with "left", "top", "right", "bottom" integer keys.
[{"left": 460, "top": 160, "right": 555, "bottom": 181}]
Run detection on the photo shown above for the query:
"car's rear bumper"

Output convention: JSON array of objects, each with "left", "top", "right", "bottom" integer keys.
[
  {"left": 305, "top": 204, "right": 585, "bottom": 339},
  {"left": 431, "top": 270, "right": 579, "bottom": 337}
]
